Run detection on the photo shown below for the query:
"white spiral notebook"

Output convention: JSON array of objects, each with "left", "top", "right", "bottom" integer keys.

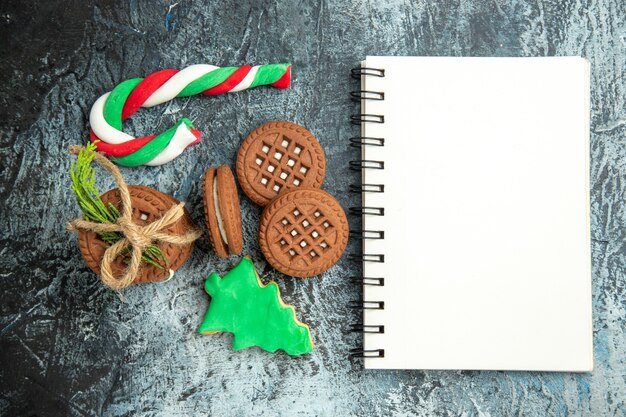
[{"left": 352, "top": 56, "right": 592, "bottom": 371}]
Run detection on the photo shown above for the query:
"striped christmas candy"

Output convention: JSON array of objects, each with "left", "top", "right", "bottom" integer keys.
[{"left": 89, "top": 63, "right": 291, "bottom": 167}]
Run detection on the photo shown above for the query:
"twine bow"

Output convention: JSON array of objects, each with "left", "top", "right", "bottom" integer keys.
[{"left": 67, "top": 145, "right": 201, "bottom": 290}]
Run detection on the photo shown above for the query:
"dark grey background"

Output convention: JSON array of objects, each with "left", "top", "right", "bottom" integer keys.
[{"left": 1, "top": 1, "right": 624, "bottom": 416}]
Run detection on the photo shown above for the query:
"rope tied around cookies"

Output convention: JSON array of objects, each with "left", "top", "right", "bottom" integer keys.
[{"left": 67, "top": 145, "right": 201, "bottom": 290}]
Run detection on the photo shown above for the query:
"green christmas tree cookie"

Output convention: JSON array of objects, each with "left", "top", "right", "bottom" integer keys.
[{"left": 199, "top": 257, "right": 314, "bottom": 356}]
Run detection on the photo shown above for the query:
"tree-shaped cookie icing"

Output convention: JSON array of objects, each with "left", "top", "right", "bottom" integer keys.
[{"left": 199, "top": 257, "right": 314, "bottom": 356}]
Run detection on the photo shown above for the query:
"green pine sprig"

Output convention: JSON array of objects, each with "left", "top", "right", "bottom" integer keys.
[{"left": 70, "top": 142, "right": 168, "bottom": 269}]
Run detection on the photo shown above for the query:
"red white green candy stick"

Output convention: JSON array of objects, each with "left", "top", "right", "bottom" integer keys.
[{"left": 89, "top": 63, "right": 291, "bottom": 167}]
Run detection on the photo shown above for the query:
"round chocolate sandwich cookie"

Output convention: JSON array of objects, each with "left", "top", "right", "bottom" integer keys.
[
  {"left": 203, "top": 165, "right": 243, "bottom": 258},
  {"left": 78, "top": 185, "right": 195, "bottom": 284},
  {"left": 236, "top": 121, "right": 326, "bottom": 206},
  {"left": 259, "top": 188, "right": 349, "bottom": 277}
]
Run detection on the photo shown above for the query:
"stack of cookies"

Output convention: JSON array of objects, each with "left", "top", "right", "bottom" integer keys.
[{"left": 202, "top": 121, "right": 348, "bottom": 277}]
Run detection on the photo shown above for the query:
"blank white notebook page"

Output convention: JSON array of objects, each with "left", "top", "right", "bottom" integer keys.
[{"left": 361, "top": 56, "right": 592, "bottom": 371}]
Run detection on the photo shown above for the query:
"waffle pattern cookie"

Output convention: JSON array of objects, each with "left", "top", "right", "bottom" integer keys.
[
  {"left": 259, "top": 188, "right": 349, "bottom": 277},
  {"left": 203, "top": 166, "right": 243, "bottom": 258},
  {"left": 236, "top": 121, "right": 326, "bottom": 206}
]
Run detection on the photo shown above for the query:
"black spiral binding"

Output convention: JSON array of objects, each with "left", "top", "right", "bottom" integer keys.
[
  {"left": 349, "top": 160, "right": 384, "bottom": 171},
  {"left": 350, "top": 67, "right": 385, "bottom": 78},
  {"left": 349, "top": 183, "right": 384, "bottom": 193},
  {"left": 350, "top": 90, "right": 385, "bottom": 101},
  {"left": 350, "top": 230, "right": 384, "bottom": 239},
  {"left": 348, "top": 300, "right": 385, "bottom": 310},
  {"left": 349, "top": 206, "right": 384, "bottom": 216},
  {"left": 349, "top": 348, "right": 385, "bottom": 358},
  {"left": 349, "top": 276, "right": 384, "bottom": 286},
  {"left": 350, "top": 114, "right": 384, "bottom": 125},
  {"left": 349, "top": 65, "right": 386, "bottom": 360},
  {"left": 349, "top": 137, "right": 384, "bottom": 148}
]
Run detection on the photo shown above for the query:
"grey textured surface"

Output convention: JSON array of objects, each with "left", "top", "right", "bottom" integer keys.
[{"left": 1, "top": 0, "right": 625, "bottom": 416}]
